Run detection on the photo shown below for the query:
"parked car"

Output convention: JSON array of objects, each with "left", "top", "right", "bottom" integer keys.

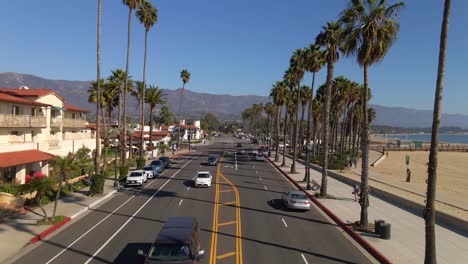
[
  {"left": 193, "top": 171, "right": 212, "bottom": 187},
  {"left": 138, "top": 217, "right": 204, "bottom": 263},
  {"left": 143, "top": 165, "right": 157, "bottom": 179},
  {"left": 237, "top": 143, "right": 242, "bottom": 147},
  {"left": 159, "top": 156, "right": 171, "bottom": 168},
  {"left": 255, "top": 153, "right": 265, "bottom": 161},
  {"left": 150, "top": 160, "right": 164, "bottom": 173},
  {"left": 126, "top": 170, "right": 147, "bottom": 187},
  {"left": 282, "top": 190, "right": 311, "bottom": 211},
  {"left": 238, "top": 149, "right": 245, "bottom": 155},
  {"left": 251, "top": 150, "right": 258, "bottom": 155},
  {"left": 206, "top": 157, "right": 217, "bottom": 166}
]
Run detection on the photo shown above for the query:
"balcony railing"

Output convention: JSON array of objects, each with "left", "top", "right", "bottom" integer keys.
[
  {"left": 0, "top": 114, "right": 47, "bottom": 128},
  {"left": 50, "top": 117, "right": 62, "bottom": 127},
  {"left": 63, "top": 118, "right": 86, "bottom": 128}
]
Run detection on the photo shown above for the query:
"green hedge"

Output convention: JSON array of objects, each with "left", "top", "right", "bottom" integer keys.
[
  {"left": 119, "top": 165, "right": 129, "bottom": 181},
  {"left": 89, "top": 174, "right": 105, "bottom": 195},
  {"left": 136, "top": 158, "right": 146, "bottom": 169}
]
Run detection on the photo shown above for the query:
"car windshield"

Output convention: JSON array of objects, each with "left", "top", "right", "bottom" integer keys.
[
  {"left": 208, "top": 157, "right": 216, "bottom": 161},
  {"left": 257, "top": 154, "right": 264, "bottom": 157},
  {"left": 143, "top": 166, "right": 153, "bottom": 171},
  {"left": 152, "top": 161, "right": 162, "bottom": 166},
  {"left": 148, "top": 244, "right": 191, "bottom": 261},
  {"left": 291, "top": 194, "right": 307, "bottom": 199},
  {"left": 129, "top": 172, "right": 142, "bottom": 177},
  {"left": 197, "top": 174, "right": 210, "bottom": 178}
]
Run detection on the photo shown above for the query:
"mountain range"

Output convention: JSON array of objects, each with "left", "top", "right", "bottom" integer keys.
[{"left": 1, "top": 72, "right": 468, "bottom": 128}]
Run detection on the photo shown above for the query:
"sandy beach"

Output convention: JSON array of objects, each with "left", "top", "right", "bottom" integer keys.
[{"left": 341, "top": 150, "right": 468, "bottom": 221}]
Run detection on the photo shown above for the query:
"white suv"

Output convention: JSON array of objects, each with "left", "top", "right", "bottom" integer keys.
[
  {"left": 126, "top": 170, "right": 147, "bottom": 186},
  {"left": 193, "top": 171, "right": 213, "bottom": 187}
]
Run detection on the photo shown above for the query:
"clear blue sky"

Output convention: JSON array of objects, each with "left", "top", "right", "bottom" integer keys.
[{"left": 1, "top": 0, "right": 467, "bottom": 114}]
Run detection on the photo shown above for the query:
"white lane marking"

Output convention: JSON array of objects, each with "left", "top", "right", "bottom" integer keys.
[
  {"left": 253, "top": 166, "right": 255, "bottom": 168},
  {"left": 179, "top": 199, "right": 183, "bottom": 206},
  {"left": 259, "top": 177, "right": 262, "bottom": 181},
  {"left": 301, "top": 253, "right": 309, "bottom": 264},
  {"left": 46, "top": 154, "right": 198, "bottom": 264},
  {"left": 186, "top": 187, "right": 190, "bottom": 191},
  {"left": 264, "top": 186, "right": 268, "bottom": 190},
  {"left": 271, "top": 199, "right": 275, "bottom": 205},
  {"left": 235, "top": 152, "right": 237, "bottom": 171},
  {"left": 256, "top": 171, "right": 258, "bottom": 174},
  {"left": 282, "top": 218, "right": 288, "bottom": 227}
]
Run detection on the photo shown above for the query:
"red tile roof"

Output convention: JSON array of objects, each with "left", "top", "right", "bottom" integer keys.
[
  {"left": 0, "top": 88, "right": 64, "bottom": 101},
  {"left": 0, "top": 150, "right": 55, "bottom": 168},
  {"left": 0, "top": 92, "right": 51, "bottom": 106},
  {"left": 132, "top": 131, "right": 170, "bottom": 139},
  {"left": 64, "top": 104, "right": 88, "bottom": 113},
  {"left": 181, "top": 125, "right": 198, "bottom": 129}
]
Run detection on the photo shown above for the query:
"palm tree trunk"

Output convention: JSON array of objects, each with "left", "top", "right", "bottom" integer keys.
[
  {"left": 117, "top": 89, "right": 122, "bottom": 165},
  {"left": 123, "top": 7, "right": 133, "bottom": 165},
  {"left": 139, "top": 30, "right": 148, "bottom": 160},
  {"left": 149, "top": 105, "right": 155, "bottom": 157},
  {"left": 102, "top": 106, "right": 108, "bottom": 173},
  {"left": 94, "top": 0, "right": 102, "bottom": 176},
  {"left": 304, "top": 72, "right": 316, "bottom": 182},
  {"left": 37, "top": 195, "right": 48, "bottom": 222},
  {"left": 320, "top": 61, "right": 334, "bottom": 197},
  {"left": 360, "top": 65, "right": 370, "bottom": 227},
  {"left": 281, "top": 107, "right": 289, "bottom": 167},
  {"left": 275, "top": 105, "right": 281, "bottom": 162},
  {"left": 52, "top": 176, "right": 63, "bottom": 219},
  {"left": 425, "top": 1, "right": 451, "bottom": 263},
  {"left": 291, "top": 86, "right": 301, "bottom": 173},
  {"left": 177, "top": 83, "right": 185, "bottom": 148}
]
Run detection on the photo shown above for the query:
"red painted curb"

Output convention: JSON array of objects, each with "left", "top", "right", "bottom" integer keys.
[
  {"left": 171, "top": 151, "right": 193, "bottom": 158},
  {"left": 30, "top": 217, "right": 71, "bottom": 244},
  {"left": 266, "top": 157, "right": 392, "bottom": 264}
]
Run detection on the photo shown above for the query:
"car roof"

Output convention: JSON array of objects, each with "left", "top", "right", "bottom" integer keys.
[
  {"left": 198, "top": 171, "right": 210, "bottom": 175},
  {"left": 289, "top": 190, "right": 306, "bottom": 195},
  {"left": 131, "top": 170, "right": 144, "bottom": 173},
  {"left": 208, "top": 156, "right": 216, "bottom": 159},
  {"left": 155, "top": 217, "right": 198, "bottom": 244}
]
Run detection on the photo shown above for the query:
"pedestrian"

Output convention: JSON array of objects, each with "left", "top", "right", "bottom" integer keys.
[
  {"left": 353, "top": 157, "right": 357, "bottom": 168},
  {"left": 352, "top": 183, "right": 360, "bottom": 202},
  {"left": 348, "top": 159, "right": 353, "bottom": 168}
]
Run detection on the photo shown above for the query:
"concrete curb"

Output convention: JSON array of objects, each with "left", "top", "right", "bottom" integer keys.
[
  {"left": 266, "top": 157, "right": 392, "bottom": 264},
  {"left": 30, "top": 217, "right": 71, "bottom": 243}
]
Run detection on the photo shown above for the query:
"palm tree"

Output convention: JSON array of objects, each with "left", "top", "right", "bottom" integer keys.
[
  {"left": 146, "top": 85, "right": 166, "bottom": 156},
  {"left": 316, "top": 21, "right": 342, "bottom": 197},
  {"left": 303, "top": 44, "right": 325, "bottom": 184},
  {"left": 94, "top": 0, "right": 102, "bottom": 176},
  {"left": 425, "top": 1, "right": 451, "bottom": 263},
  {"left": 122, "top": 0, "right": 141, "bottom": 166},
  {"left": 178, "top": 69, "right": 191, "bottom": 147},
  {"left": 280, "top": 89, "right": 291, "bottom": 167},
  {"left": 299, "top": 85, "right": 311, "bottom": 150},
  {"left": 49, "top": 153, "right": 77, "bottom": 218},
  {"left": 339, "top": 0, "right": 404, "bottom": 227},
  {"left": 20, "top": 176, "right": 56, "bottom": 222},
  {"left": 136, "top": 0, "right": 158, "bottom": 160},
  {"left": 264, "top": 102, "right": 276, "bottom": 149},
  {"left": 270, "top": 81, "right": 288, "bottom": 162}
]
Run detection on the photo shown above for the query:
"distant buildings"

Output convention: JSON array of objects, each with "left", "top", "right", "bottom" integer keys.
[{"left": 0, "top": 86, "right": 95, "bottom": 184}]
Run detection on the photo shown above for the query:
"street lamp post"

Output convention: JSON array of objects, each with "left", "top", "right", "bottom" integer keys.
[{"left": 113, "top": 140, "right": 119, "bottom": 187}]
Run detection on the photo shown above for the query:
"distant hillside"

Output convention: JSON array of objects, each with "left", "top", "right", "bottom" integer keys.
[{"left": 1, "top": 72, "right": 467, "bottom": 128}]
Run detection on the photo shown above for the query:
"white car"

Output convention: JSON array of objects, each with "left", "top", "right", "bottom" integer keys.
[
  {"left": 126, "top": 170, "right": 147, "bottom": 186},
  {"left": 193, "top": 171, "right": 213, "bottom": 187},
  {"left": 251, "top": 150, "right": 258, "bottom": 155},
  {"left": 143, "top": 165, "right": 157, "bottom": 179}
]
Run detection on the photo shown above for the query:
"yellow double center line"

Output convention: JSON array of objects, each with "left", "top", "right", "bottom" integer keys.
[{"left": 210, "top": 156, "right": 243, "bottom": 264}]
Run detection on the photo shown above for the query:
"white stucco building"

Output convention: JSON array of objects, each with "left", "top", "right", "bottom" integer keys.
[{"left": 0, "top": 86, "right": 95, "bottom": 184}]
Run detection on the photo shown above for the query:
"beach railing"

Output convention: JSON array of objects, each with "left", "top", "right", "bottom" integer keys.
[{"left": 370, "top": 144, "right": 468, "bottom": 152}]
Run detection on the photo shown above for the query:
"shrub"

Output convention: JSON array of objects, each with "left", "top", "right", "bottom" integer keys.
[
  {"left": 0, "top": 183, "right": 20, "bottom": 195},
  {"left": 89, "top": 174, "right": 105, "bottom": 195},
  {"left": 136, "top": 158, "right": 146, "bottom": 169},
  {"left": 119, "top": 165, "right": 129, "bottom": 181}
]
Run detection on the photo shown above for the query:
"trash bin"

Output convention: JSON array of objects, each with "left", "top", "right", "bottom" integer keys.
[
  {"left": 380, "top": 223, "right": 391, "bottom": 240},
  {"left": 375, "top": 219, "right": 386, "bottom": 235}
]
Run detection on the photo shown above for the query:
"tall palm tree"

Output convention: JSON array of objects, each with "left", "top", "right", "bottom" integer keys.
[
  {"left": 340, "top": 0, "right": 404, "bottom": 227},
  {"left": 122, "top": 0, "right": 141, "bottom": 165},
  {"left": 136, "top": 0, "right": 158, "bottom": 160},
  {"left": 425, "top": 1, "right": 451, "bottom": 263},
  {"left": 146, "top": 85, "right": 166, "bottom": 156},
  {"left": 178, "top": 69, "right": 191, "bottom": 147},
  {"left": 264, "top": 102, "right": 276, "bottom": 149},
  {"left": 298, "top": 85, "right": 311, "bottom": 149},
  {"left": 280, "top": 89, "right": 291, "bottom": 167},
  {"left": 94, "top": 0, "right": 102, "bottom": 176},
  {"left": 270, "top": 81, "right": 288, "bottom": 161},
  {"left": 316, "top": 21, "right": 342, "bottom": 197},
  {"left": 303, "top": 44, "right": 325, "bottom": 183}
]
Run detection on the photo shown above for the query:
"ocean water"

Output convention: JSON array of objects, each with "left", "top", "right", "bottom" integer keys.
[{"left": 380, "top": 134, "right": 468, "bottom": 144}]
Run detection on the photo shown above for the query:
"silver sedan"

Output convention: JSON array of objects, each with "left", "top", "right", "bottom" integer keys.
[{"left": 282, "top": 190, "right": 311, "bottom": 211}]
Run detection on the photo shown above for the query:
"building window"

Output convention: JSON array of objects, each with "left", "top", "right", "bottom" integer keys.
[
  {"left": 11, "top": 105, "right": 20, "bottom": 115},
  {"left": 1, "top": 167, "right": 16, "bottom": 183},
  {"left": 31, "top": 130, "right": 35, "bottom": 141},
  {"left": 51, "top": 109, "right": 57, "bottom": 118},
  {"left": 72, "top": 113, "right": 77, "bottom": 119},
  {"left": 31, "top": 107, "right": 36, "bottom": 116},
  {"left": 10, "top": 131, "right": 19, "bottom": 136}
]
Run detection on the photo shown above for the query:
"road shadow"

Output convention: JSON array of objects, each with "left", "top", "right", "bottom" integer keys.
[{"left": 113, "top": 242, "right": 150, "bottom": 264}]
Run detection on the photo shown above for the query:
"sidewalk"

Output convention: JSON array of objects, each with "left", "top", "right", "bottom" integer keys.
[
  {"left": 270, "top": 153, "right": 468, "bottom": 264},
  {"left": 0, "top": 179, "right": 118, "bottom": 264}
]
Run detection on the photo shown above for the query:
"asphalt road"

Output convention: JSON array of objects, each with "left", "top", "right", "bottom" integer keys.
[{"left": 13, "top": 137, "right": 374, "bottom": 264}]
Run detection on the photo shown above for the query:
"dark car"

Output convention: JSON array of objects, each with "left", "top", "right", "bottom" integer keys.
[
  {"left": 206, "top": 157, "right": 217, "bottom": 166},
  {"left": 151, "top": 160, "right": 164, "bottom": 173},
  {"left": 159, "top": 156, "right": 171, "bottom": 168},
  {"left": 236, "top": 143, "right": 242, "bottom": 147},
  {"left": 138, "top": 217, "right": 204, "bottom": 264}
]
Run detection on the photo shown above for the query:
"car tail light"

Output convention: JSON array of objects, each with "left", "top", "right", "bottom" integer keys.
[
  {"left": 289, "top": 200, "right": 296, "bottom": 204},
  {"left": 305, "top": 201, "right": 310, "bottom": 204}
]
